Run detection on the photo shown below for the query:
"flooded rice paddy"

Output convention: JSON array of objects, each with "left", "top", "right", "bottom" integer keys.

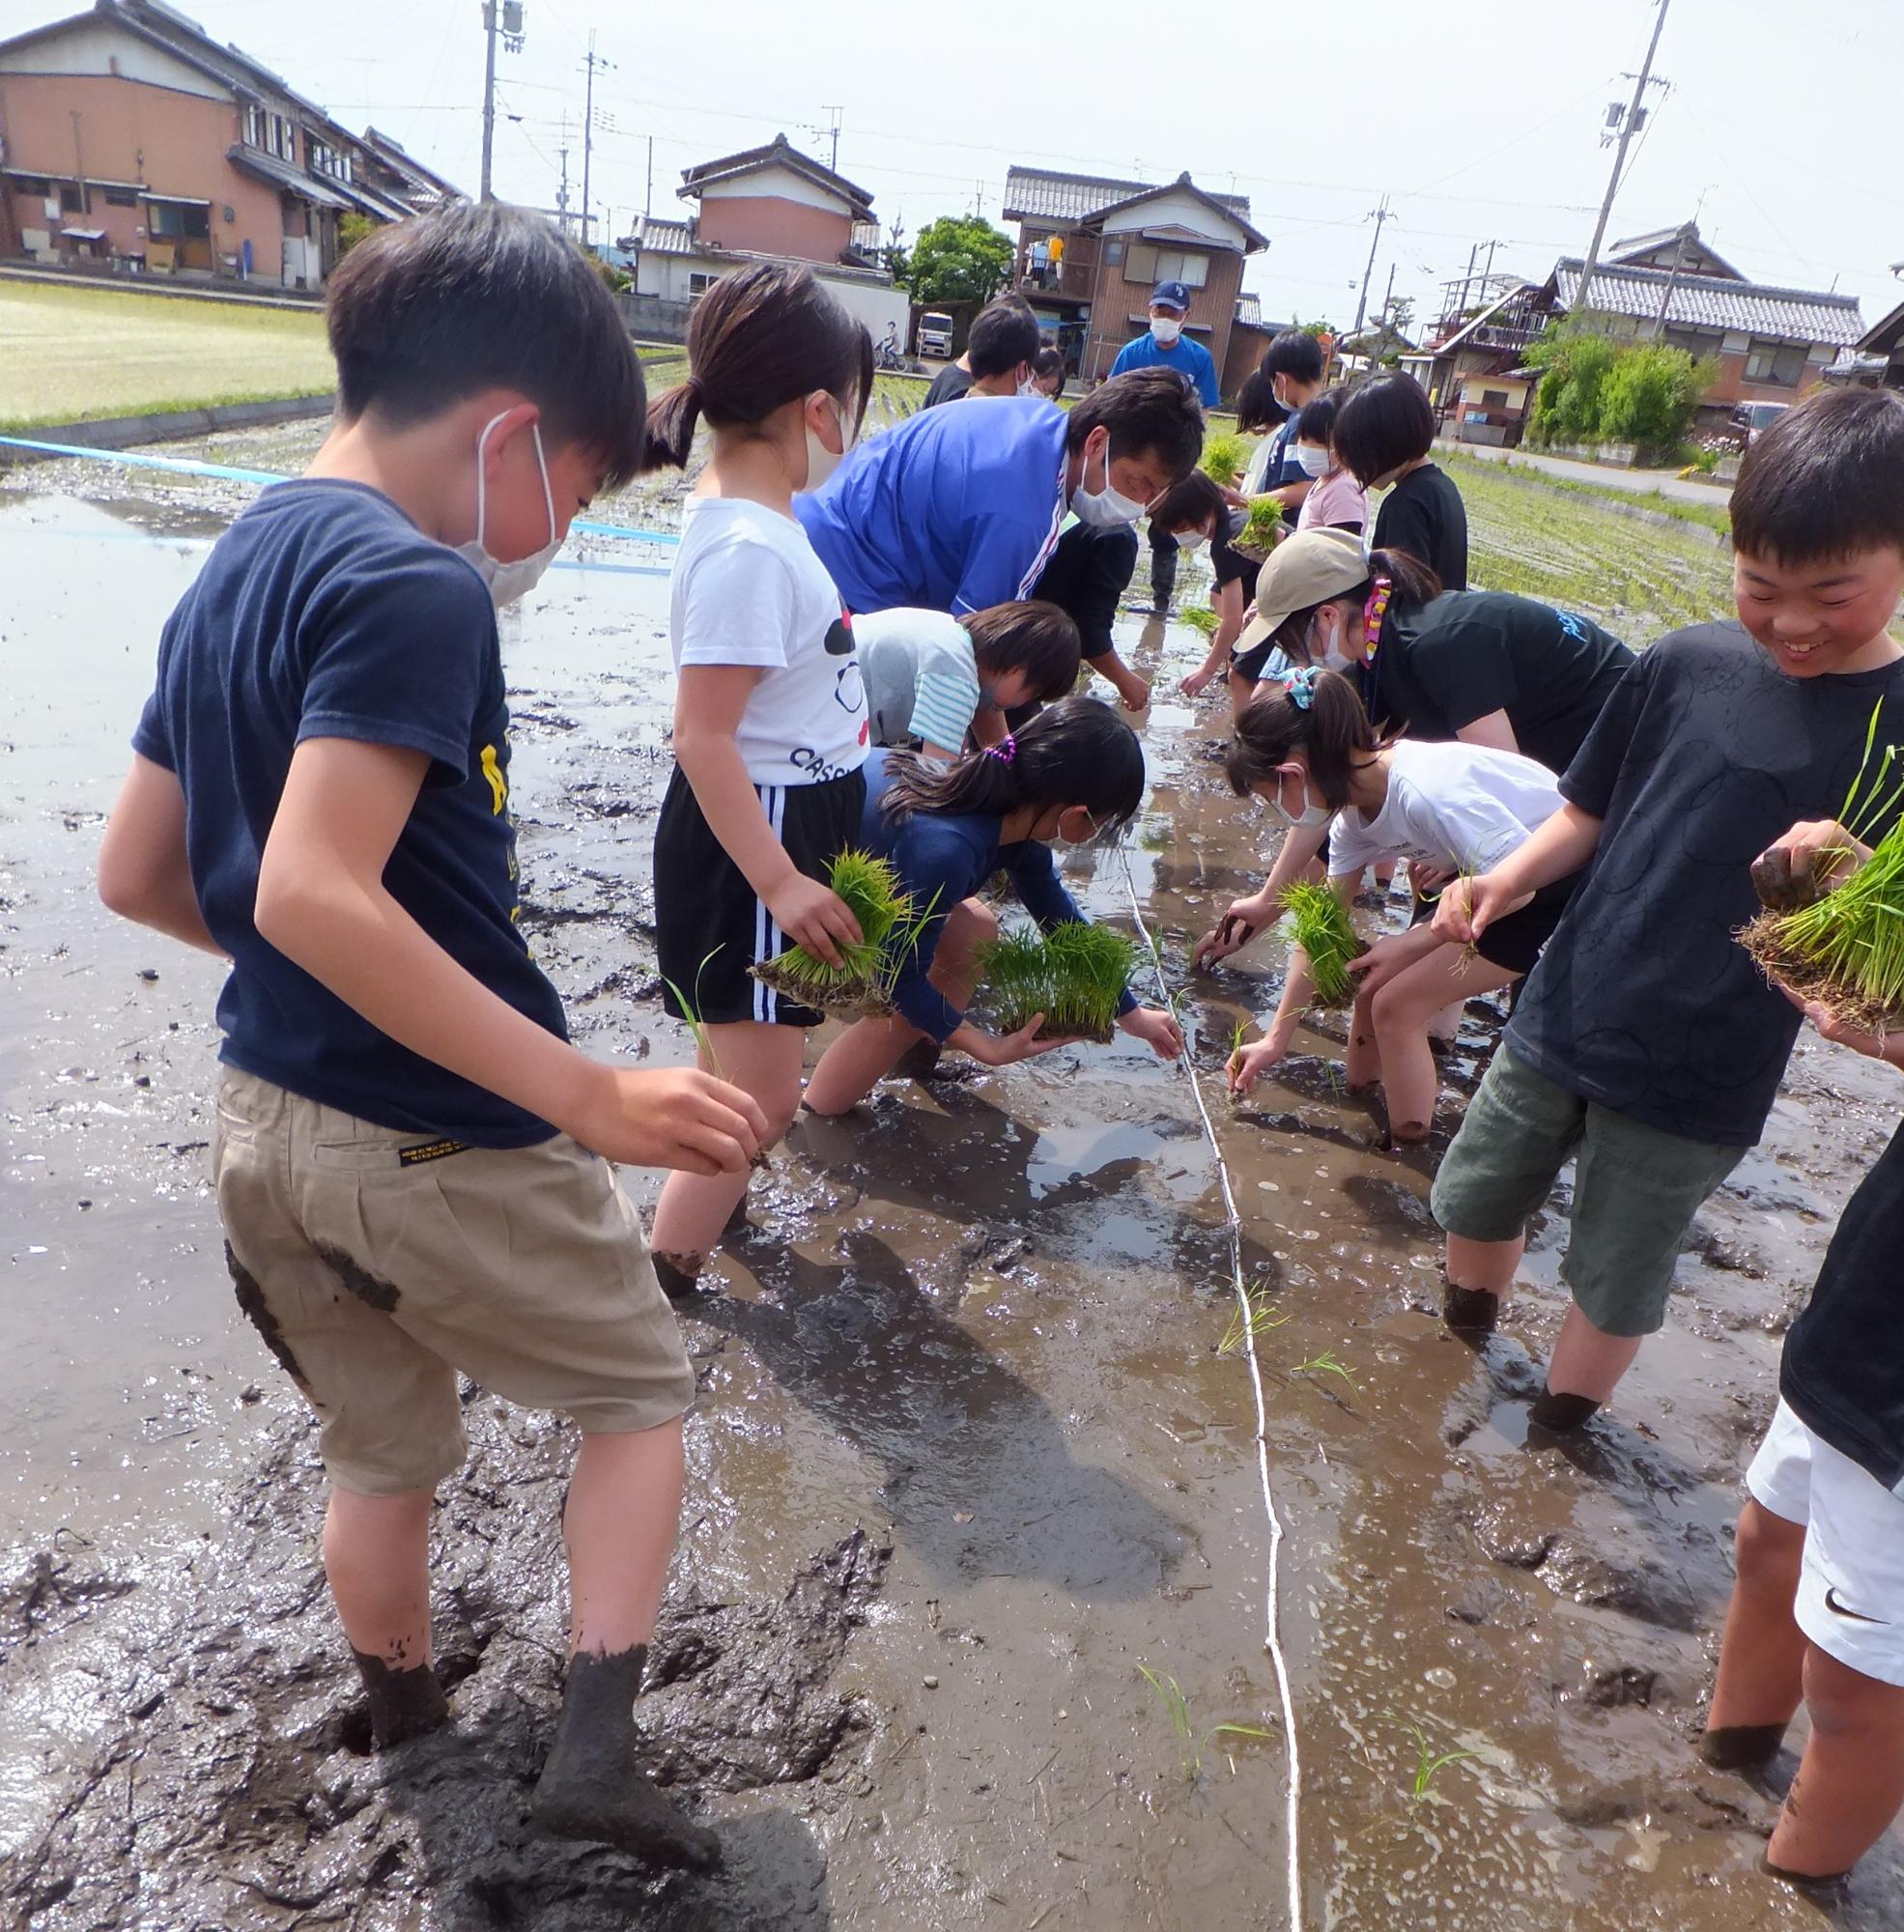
[{"left": 1, "top": 426, "right": 1899, "bottom": 1929}]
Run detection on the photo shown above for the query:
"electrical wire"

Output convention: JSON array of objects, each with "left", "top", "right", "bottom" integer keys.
[{"left": 1120, "top": 856, "right": 1301, "bottom": 1928}]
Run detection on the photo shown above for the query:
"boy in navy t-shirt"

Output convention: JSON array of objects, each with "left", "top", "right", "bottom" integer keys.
[{"left": 97, "top": 202, "right": 765, "bottom": 1868}]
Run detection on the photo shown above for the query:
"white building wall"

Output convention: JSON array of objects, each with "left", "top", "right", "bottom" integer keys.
[
  {"left": 0, "top": 19, "right": 228, "bottom": 99},
  {"left": 1098, "top": 190, "right": 1247, "bottom": 249},
  {"left": 698, "top": 164, "right": 850, "bottom": 215},
  {"left": 815, "top": 271, "right": 908, "bottom": 345}
]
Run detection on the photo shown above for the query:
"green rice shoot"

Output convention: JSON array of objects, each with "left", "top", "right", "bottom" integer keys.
[
  {"left": 977, "top": 919, "right": 1137, "bottom": 1040},
  {"left": 753, "top": 848, "right": 923, "bottom": 1014},
  {"left": 1181, "top": 604, "right": 1223, "bottom": 638},
  {"left": 1201, "top": 429, "right": 1248, "bottom": 488},
  {"left": 1741, "top": 700, "right": 1904, "bottom": 1028},
  {"left": 1281, "top": 880, "right": 1362, "bottom": 1007},
  {"left": 1235, "top": 496, "right": 1284, "bottom": 556}
]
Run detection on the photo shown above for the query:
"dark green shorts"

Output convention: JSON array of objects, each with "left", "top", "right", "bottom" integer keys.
[{"left": 1430, "top": 1049, "right": 1748, "bottom": 1338}]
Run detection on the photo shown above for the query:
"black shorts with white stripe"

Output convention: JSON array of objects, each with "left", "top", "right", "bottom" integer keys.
[{"left": 654, "top": 763, "right": 867, "bottom": 1028}]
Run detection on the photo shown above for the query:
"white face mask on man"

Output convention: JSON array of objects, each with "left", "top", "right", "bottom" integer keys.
[
  {"left": 802, "top": 390, "right": 859, "bottom": 492},
  {"left": 454, "top": 412, "right": 560, "bottom": 609},
  {"left": 1151, "top": 316, "right": 1184, "bottom": 348},
  {"left": 1069, "top": 434, "right": 1147, "bottom": 529}
]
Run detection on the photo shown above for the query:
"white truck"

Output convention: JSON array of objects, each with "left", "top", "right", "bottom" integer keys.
[{"left": 916, "top": 310, "right": 954, "bottom": 360}]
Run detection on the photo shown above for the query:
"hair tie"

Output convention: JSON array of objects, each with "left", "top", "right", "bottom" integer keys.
[
  {"left": 984, "top": 733, "right": 1018, "bottom": 765},
  {"left": 1362, "top": 578, "right": 1393, "bottom": 657},
  {"left": 1285, "top": 667, "right": 1321, "bottom": 711}
]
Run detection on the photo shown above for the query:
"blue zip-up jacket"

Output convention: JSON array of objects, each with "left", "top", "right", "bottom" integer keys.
[
  {"left": 861, "top": 749, "right": 1138, "bottom": 1040},
  {"left": 795, "top": 399, "right": 1069, "bottom": 618}
]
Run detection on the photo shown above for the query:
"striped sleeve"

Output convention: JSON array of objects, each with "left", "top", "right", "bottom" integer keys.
[{"left": 907, "top": 667, "right": 981, "bottom": 751}]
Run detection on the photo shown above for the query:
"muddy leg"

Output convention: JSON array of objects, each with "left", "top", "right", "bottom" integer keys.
[
  {"left": 325, "top": 1488, "right": 448, "bottom": 1747},
  {"left": 1703, "top": 1500, "right": 1805, "bottom": 1766},
  {"left": 532, "top": 1420, "right": 720, "bottom": 1869},
  {"left": 1444, "top": 1230, "right": 1520, "bottom": 1333},
  {"left": 1764, "top": 1648, "right": 1904, "bottom": 1883},
  {"left": 1540, "top": 1302, "right": 1642, "bottom": 1412},
  {"left": 1345, "top": 983, "right": 1382, "bottom": 1096},
  {"left": 1370, "top": 951, "right": 1516, "bottom": 1143},
  {"left": 651, "top": 1023, "right": 804, "bottom": 1290}
]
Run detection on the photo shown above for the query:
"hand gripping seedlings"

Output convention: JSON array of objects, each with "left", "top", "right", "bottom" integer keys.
[
  {"left": 1280, "top": 880, "right": 1365, "bottom": 1008},
  {"left": 1740, "top": 702, "right": 1904, "bottom": 1031},
  {"left": 976, "top": 919, "right": 1137, "bottom": 1043},
  {"left": 1231, "top": 497, "right": 1285, "bottom": 561},
  {"left": 753, "top": 849, "right": 930, "bottom": 1020}
]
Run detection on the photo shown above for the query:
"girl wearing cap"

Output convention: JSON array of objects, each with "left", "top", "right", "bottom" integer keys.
[
  {"left": 803, "top": 698, "right": 1183, "bottom": 1114},
  {"left": 1219, "top": 668, "right": 1580, "bottom": 1144}
]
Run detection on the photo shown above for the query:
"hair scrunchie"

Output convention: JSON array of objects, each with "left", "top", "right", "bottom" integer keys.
[
  {"left": 984, "top": 733, "right": 1018, "bottom": 764},
  {"left": 1362, "top": 577, "right": 1393, "bottom": 656},
  {"left": 1285, "top": 667, "right": 1321, "bottom": 711}
]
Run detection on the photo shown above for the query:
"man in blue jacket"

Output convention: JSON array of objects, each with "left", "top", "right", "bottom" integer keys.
[
  {"left": 794, "top": 366, "right": 1201, "bottom": 624},
  {"left": 1108, "top": 281, "right": 1218, "bottom": 614}
]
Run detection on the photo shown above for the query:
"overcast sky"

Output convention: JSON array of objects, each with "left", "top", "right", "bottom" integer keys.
[{"left": 6, "top": 0, "right": 1900, "bottom": 332}]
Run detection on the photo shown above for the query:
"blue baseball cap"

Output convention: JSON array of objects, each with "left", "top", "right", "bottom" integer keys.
[{"left": 1150, "top": 280, "right": 1191, "bottom": 312}]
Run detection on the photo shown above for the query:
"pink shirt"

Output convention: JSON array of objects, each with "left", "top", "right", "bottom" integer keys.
[{"left": 1297, "top": 468, "right": 1368, "bottom": 533}]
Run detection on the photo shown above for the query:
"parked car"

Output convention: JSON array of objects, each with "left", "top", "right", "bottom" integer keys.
[
  {"left": 917, "top": 310, "right": 953, "bottom": 359},
  {"left": 1729, "top": 400, "right": 1790, "bottom": 445}
]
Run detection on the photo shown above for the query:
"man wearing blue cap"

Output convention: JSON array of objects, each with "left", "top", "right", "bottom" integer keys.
[{"left": 1108, "top": 281, "right": 1218, "bottom": 613}]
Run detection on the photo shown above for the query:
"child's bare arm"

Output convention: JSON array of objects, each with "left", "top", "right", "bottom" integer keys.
[
  {"left": 256, "top": 736, "right": 766, "bottom": 1174},
  {"left": 1436, "top": 803, "right": 1604, "bottom": 943},
  {"left": 98, "top": 755, "right": 224, "bottom": 955},
  {"left": 672, "top": 665, "right": 860, "bottom": 967}
]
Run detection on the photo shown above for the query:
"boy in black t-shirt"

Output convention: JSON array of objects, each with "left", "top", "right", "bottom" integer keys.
[
  {"left": 1701, "top": 964, "right": 1904, "bottom": 1894},
  {"left": 97, "top": 204, "right": 767, "bottom": 1866},
  {"left": 1334, "top": 374, "right": 1469, "bottom": 590},
  {"left": 1429, "top": 387, "right": 1904, "bottom": 1431}
]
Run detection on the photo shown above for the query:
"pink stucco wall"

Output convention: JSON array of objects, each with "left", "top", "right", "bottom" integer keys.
[{"left": 694, "top": 195, "right": 848, "bottom": 265}]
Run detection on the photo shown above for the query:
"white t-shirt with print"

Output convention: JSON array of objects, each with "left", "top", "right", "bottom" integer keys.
[
  {"left": 1326, "top": 738, "right": 1561, "bottom": 879},
  {"left": 670, "top": 496, "right": 868, "bottom": 786}
]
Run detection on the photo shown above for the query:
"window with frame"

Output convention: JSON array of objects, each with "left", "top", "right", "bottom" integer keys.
[
  {"left": 688, "top": 270, "right": 720, "bottom": 298},
  {"left": 1480, "top": 387, "right": 1510, "bottom": 408},
  {"left": 59, "top": 185, "right": 83, "bottom": 213},
  {"left": 1663, "top": 326, "right": 1723, "bottom": 360},
  {"left": 13, "top": 175, "right": 52, "bottom": 197},
  {"left": 1122, "top": 243, "right": 1208, "bottom": 289},
  {"left": 102, "top": 185, "right": 138, "bottom": 207},
  {"left": 1744, "top": 339, "right": 1806, "bottom": 387}
]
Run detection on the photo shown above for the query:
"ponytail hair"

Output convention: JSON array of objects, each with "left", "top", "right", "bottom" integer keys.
[
  {"left": 1270, "top": 545, "right": 1442, "bottom": 664},
  {"left": 1225, "top": 669, "right": 1382, "bottom": 812},
  {"left": 882, "top": 696, "right": 1145, "bottom": 838},
  {"left": 642, "top": 261, "right": 874, "bottom": 471}
]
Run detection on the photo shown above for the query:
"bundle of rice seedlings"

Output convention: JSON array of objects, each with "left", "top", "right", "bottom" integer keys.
[
  {"left": 1740, "top": 705, "right": 1904, "bottom": 1030},
  {"left": 1280, "top": 880, "right": 1363, "bottom": 1007},
  {"left": 1181, "top": 604, "right": 1223, "bottom": 638},
  {"left": 1200, "top": 430, "right": 1248, "bottom": 489},
  {"left": 1231, "top": 497, "right": 1284, "bottom": 560},
  {"left": 753, "top": 848, "right": 918, "bottom": 1020},
  {"left": 977, "top": 920, "right": 1136, "bottom": 1042}
]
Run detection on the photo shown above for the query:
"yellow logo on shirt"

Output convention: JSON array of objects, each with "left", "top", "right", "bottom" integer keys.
[{"left": 480, "top": 743, "right": 507, "bottom": 815}]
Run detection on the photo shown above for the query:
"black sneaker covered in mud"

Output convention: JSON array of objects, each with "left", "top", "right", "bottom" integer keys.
[{"left": 532, "top": 1647, "right": 721, "bottom": 1871}]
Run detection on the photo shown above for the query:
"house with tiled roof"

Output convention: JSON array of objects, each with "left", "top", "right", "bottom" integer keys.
[
  {"left": 0, "top": 0, "right": 440, "bottom": 287},
  {"left": 1002, "top": 164, "right": 1268, "bottom": 397},
  {"left": 1401, "top": 223, "right": 1864, "bottom": 429},
  {"left": 617, "top": 132, "right": 906, "bottom": 347}
]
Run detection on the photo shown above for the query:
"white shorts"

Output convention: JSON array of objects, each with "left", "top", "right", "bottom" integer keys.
[{"left": 1748, "top": 1399, "right": 1904, "bottom": 1688}]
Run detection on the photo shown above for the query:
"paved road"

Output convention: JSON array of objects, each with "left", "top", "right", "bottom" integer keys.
[{"left": 1440, "top": 436, "right": 1732, "bottom": 505}]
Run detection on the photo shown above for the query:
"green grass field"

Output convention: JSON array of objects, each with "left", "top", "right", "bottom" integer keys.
[{"left": 0, "top": 279, "right": 335, "bottom": 430}]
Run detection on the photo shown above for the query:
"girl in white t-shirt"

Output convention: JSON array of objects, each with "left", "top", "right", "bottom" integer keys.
[
  {"left": 643, "top": 263, "right": 873, "bottom": 1294},
  {"left": 1222, "top": 668, "right": 1578, "bottom": 1144}
]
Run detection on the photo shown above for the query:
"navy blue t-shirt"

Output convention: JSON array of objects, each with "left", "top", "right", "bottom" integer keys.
[{"left": 132, "top": 478, "right": 567, "bottom": 1147}]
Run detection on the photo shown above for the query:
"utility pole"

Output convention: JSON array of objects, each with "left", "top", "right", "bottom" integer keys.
[
  {"left": 1377, "top": 262, "right": 1396, "bottom": 344},
  {"left": 580, "top": 32, "right": 612, "bottom": 254},
  {"left": 1481, "top": 237, "right": 1498, "bottom": 287},
  {"left": 1350, "top": 194, "right": 1391, "bottom": 340},
  {"left": 821, "top": 105, "right": 842, "bottom": 172},
  {"left": 643, "top": 134, "right": 653, "bottom": 217},
  {"left": 479, "top": 2, "right": 497, "bottom": 201},
  {"left": 1577, "top": 0, "right": 1671, "bottom": 317},
  {"left": 1653, "top": 219, "right": 1691, "bottom": 336},
  {"left": 1456, "top": 241, "right": 1478, "bottom": 325},
  {"left": 555, "top": 114, "right": 570, "bottom": 239},
  {"left": 70, "top": 109, "right": 89, "bottom": 214}
]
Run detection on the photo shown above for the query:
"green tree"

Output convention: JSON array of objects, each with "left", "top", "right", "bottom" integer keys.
[
  {"left": 905, "top": 214, "right": 1014, "bottom": 304},
  {"left": 1527, "top": 326, "right": 1620, "bottom": 445},
  {"left": 337, "top": 211, "right": 377, "bottom": 258},
  {"left": 1597, "top": 342, "right": 1709, "bottom": 452}
]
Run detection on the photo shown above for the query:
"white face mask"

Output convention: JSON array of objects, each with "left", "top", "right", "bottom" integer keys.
[
  {"left": 455, "top": 412, "right": 559, "bottom": 609},
  {"left": 1070, "top": 435, "right": 1147, "bottom": 529},
  {"left": 1017, "top": 374, "right": 1040, "bottom": 397},
  {"left": 1151, "top": 316, "right": 1184, "bottom": 348},
  {"left": 802, "top": 390, "right": 858, "bottom": 492},
  {"left": 1265, "top": 770, "right": 1332, "bottom": 830},
  {"left": 1312, "top": 611, "right": 1357, "bottom": 673},
  {"left": 1176, "top": 530, "right": 1208, "bottom": 554},
  {"left": 1295, "top": 442, "right": 1330, "bottom": 478}
]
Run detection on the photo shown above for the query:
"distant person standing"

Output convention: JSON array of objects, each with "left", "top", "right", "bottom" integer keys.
[
  {"left": 1110, "top": 280, "right": 1219, "bottom": 615},
  {"left": 1238, "top": 330, "right": 1329, "bottom": 513},
  {"left": 1031, "top": 347, "right": 1066, "bottom": 398},
  {"left": 922, "top": 296, "right": 1042, "bottom": 408},
  {"left": 1333, "top": 374, "right": 1469, "bottom": 589}
]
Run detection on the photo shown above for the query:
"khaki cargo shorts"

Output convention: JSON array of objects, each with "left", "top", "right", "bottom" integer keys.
[{"left": 212, "top": 1068, "right": 696, "bottom": 1496}]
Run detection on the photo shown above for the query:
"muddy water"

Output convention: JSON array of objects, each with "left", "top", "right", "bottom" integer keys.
[{"left": 2, "top": 439, "right": 1901, "bottom": 1929}]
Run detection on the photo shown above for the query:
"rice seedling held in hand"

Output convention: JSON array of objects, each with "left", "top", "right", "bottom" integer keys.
[
  {"left": 1181, "top": 604, "right": 1224, "bottom": 639},
  {"left": 753, "top": 848, "right": 918, "bottom": 1020},
  {"left": 1200, "top": 429, "right": 1248, "bottom": 489},
  {"left": 977, "top": 919, "right": 1137, "bottom": 1043},
  {"left": 1281, "top": 880, "right": 1364, "bottom": 1007},
  {"left": 1740, "top": 702, "right": 1904, "bottom": 1030},
  {"left": 1231, "top": 497, "right": 1284, "bottom": 560}
]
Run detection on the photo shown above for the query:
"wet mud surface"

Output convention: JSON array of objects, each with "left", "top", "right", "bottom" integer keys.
[{"left": 4, "top": 434, "right": 1903, "bottom": 1927}]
